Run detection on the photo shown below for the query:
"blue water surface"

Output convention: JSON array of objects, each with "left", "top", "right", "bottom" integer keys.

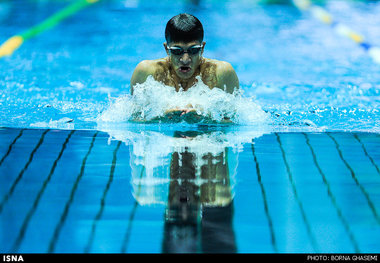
[
  {"left": 0, "top": 0, "right": 379, "bottom": 131},
  {"left": 0, "top": 0, "right": 380, "bottom": 254}
]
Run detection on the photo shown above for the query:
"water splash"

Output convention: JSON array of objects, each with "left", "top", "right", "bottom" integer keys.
[
  {"left": 250, "top": 81, "right": 380, "bottom": 133},
  {"left": 97, "top": 76, "right": 269, "bottom": 125}
]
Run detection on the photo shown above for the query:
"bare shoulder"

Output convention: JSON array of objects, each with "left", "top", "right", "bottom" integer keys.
[
  {"left": 132, "top": 58, "right": 166, "bottom": 78},
  {"left": 203, "top": 58, "right": 239, "bottom": 94},
  {"left": 135, "top": 59, "right": 155, "bottom": 71},
  {"left": 202, "top": 58, "right": 234, "bottom": 72},
  {"left": 130, "top": 58, "right": 168, "bottom": 94},
  {"left": 216, "top": 60, "right": 235, "bottom": 73}
]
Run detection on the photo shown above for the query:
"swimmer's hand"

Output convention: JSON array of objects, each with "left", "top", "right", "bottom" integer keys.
[
  {"left": 143, "top": 104, "right": 234, "bottom": 124},
  {"left": 220, "top": 117, "right": 233, "bottom": 124},
  {"left": 162, "top": 109, "right": 233, "bottom": 124},
  {"left": 163, "top": 108, "right": 204, "bottom": 123}
]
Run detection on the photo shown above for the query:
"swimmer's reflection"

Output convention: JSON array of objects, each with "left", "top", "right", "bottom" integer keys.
[
  {"left": 128, "top": 129, "right": 238, "bottom": 253},
  {"left": 163, "top": 131, "right": 236, "bottom": 253}
]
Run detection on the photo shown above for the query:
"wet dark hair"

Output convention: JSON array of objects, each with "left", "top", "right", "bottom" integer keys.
[{"left": 165, "top": 13, "right": 204, "bottom": 44}]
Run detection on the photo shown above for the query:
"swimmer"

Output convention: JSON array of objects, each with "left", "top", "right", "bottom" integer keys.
[{"left": 130, "top": 13, "right": 239, "bottom": 123}]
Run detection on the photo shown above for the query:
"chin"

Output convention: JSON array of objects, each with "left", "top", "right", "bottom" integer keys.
[{"left": 177, "top": 70, "right": 194, "bottom": 80}]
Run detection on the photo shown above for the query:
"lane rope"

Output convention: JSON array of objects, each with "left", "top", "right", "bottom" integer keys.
[
  {"left": 292, "top": 0, "right": 380, "bottom": 64},
  {"left": 0, "top": 0, "right": 99, "bottom": 58}
]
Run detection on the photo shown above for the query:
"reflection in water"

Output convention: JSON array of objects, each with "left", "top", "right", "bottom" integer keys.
[
  {"left": 98, "top": 124, "right": 265, "bottom": 253},
  {"left": 164, "top": 131, "right": 236, "bottom": 253}
]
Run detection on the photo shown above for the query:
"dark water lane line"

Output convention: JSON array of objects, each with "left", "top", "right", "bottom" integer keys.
[
  {"left": 251, "top": 140, "right": 278, "bottom": 253},
  {"left": 48, "top": 131, "right": 98, "bottom": 253},
  {"left": 353, "top": 133, "right": 380, "bottom": 176},
  {"left": 84, "top": 140, "right": 122, "bottom": 253},
  {"left": 327, "top": 133, "right": 380, "bottom": 225},
  {"left": 11, "top": 130, "right": 75, "bottom": 252},
  {"left": 303, "top": 133, "right": 360, "bottom": 253},
  {"left": 0, "top": 129, "right": 25, "bottom": 168},
  {"left": 275, "top": 133, "right": 319, "bottom": 252},
  {"left": 0, "top": 129, "right": 49, "bottom": 215},
  {"left": 120, "top": 166, "right": 145, "bottom": 253}
]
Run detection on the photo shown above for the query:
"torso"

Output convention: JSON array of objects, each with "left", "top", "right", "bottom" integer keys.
[{"left": 152, "top": 57, "right": 218, "bottom": 91}]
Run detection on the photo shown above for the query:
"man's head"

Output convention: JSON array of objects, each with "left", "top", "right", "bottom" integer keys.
[
  {"left": 165, "top": 13, "right": 203, "bottom": 44},
  {"left": 164, "top": 14, "right": 206, "bottom": 80}
]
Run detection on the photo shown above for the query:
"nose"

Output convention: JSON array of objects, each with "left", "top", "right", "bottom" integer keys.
[{"left": 180, "top": 52, "right": 191, "bottom": 64}]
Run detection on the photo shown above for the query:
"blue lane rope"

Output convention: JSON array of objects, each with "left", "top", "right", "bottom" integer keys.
[
  {"left": 0, "top": 0, "right": 100, "bottom": 58},
  {"left": 292, "top": 0, "right": 380, "bottom": 64}
]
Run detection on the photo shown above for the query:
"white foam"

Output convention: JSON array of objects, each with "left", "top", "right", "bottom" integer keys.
[
  {"left": 97, "top": 76, "right": 269, "bottom": 125},
  {"left": 30, "top": 117, "right": 74, "bottom": 129}
]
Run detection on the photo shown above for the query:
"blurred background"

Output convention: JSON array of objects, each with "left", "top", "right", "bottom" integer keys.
[{"left": 0, "top": 0, "right": 379, "bottom": 131}]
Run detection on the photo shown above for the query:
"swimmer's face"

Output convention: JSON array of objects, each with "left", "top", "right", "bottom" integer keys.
[{"left": 164, "top": 40, "right": 205, "bottom": 80}]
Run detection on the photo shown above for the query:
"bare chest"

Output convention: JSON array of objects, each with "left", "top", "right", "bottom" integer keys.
[{"left": 153, "top": 60, "right": 217, "bottom": 91}]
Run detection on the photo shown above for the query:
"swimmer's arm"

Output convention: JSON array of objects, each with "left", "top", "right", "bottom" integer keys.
[
  {"left": 215, "top": 62, "right": 239, "bottom": 94},
  {"left": 130, "top": 60, "right": 155, "bottom": 95},
  {"left": 213, "top": 62, "right": 239, "bottom": 123}
]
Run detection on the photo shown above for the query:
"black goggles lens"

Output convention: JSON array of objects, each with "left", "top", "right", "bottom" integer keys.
[{"left": 169, "top": 46, "right": 202, "bottom": 56}]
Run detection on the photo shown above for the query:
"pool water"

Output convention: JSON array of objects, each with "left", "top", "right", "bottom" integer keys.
[
  {"left": 1, "top": 127, "right": 380, "bottom": 253},
  {"left": 0, "top": 0, "right": 380, "bottom": 253}
]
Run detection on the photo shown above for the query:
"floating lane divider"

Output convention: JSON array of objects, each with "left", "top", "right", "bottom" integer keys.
[
  {"left": 292, "top": 0, "right": 380, "bottom": 64},
  {"left": 0, "top": 0, "right": 100, "bottom": 58}
]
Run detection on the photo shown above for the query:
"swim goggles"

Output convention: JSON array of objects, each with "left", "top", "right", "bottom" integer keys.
[{"left": 167, "top": 45, "right": 203, "bottom": 56}]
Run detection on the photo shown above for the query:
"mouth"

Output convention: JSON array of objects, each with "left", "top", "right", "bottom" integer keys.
[{"left": 179, "top": 66, "right": 191, "bottom": 73}]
